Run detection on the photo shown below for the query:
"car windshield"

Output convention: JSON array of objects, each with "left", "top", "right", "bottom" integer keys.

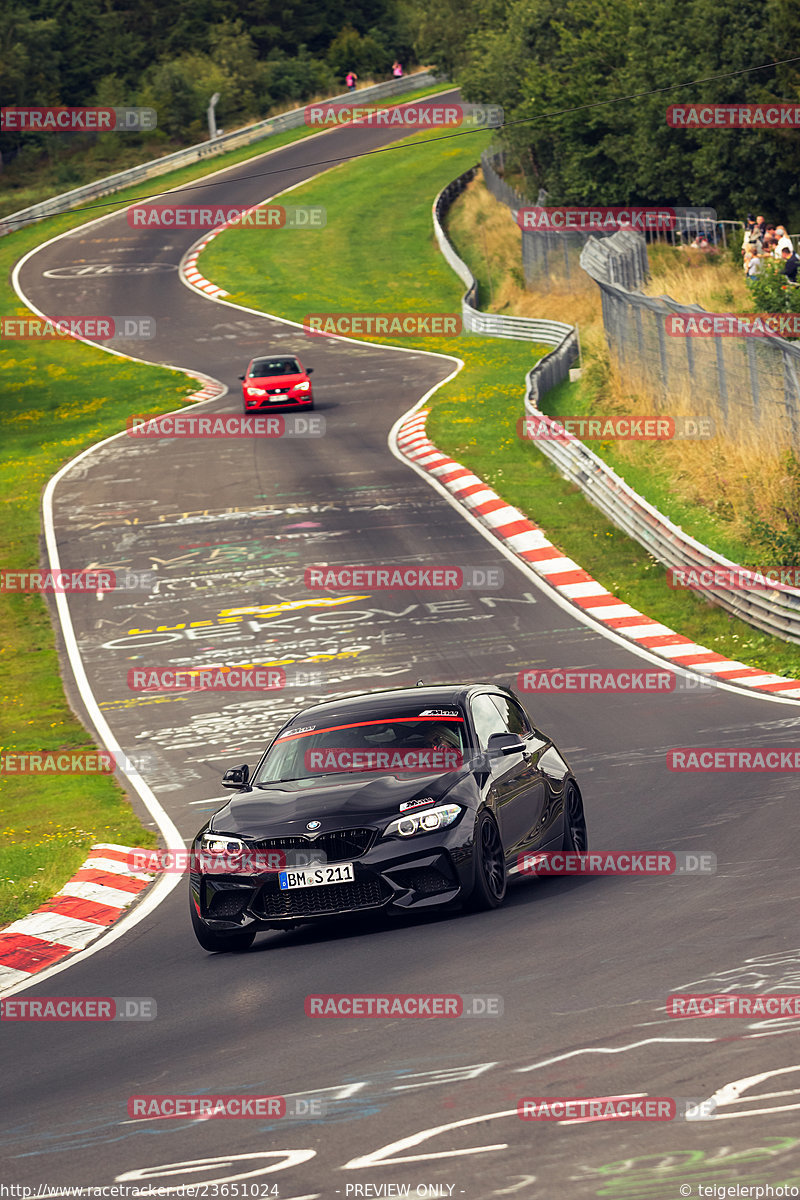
[
  {"left": 256, "top": 706, "right": 468, "bottom": 784},
  {"left": 249, "top": 358, "right": 300, "bottom": 377}
]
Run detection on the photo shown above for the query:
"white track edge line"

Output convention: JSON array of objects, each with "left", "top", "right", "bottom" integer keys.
[
  {"left": 2, "top": 98, "right": 465, "bottom": 991},
  {"left": 387, "top": 403, "right": 800, "bottom": 706}
]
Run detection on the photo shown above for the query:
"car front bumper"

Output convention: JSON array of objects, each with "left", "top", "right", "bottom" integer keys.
[
  {"left": 243, "top": 392, "right": 312, "bottom": 410},
  {"left": 190, "top": 823, "right": 476, "bottom": 932}
]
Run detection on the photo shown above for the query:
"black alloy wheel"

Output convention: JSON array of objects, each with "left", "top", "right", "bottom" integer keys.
[
  {"left": 562, "top": 781, "right": 589, "bottom": 852},
  {"left": 466, "top": 812, "right": 507, "bottom": 910}
]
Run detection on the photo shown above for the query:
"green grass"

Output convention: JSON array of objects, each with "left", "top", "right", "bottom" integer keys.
[
  {"left": 447, "top": 189, "right": 763, "bottom": 566},
  {"left": 0, "top": 221, "right": 192, "bottom": 923},
  {"left": 0, "top": 78, "right": 452, "bottom": 220},
  {"left": 0, "top": 83, "right": 465, "bottom": 927},
  {"left": 198, "top": 126, "right": 800, "bottom": 682},
  {"left": 426, "top": 380, "right": 800, "bottom": 679},
  {"left": 536, "top": 375, "right": 757, "bottom": 566},
  {"left": 200, "top": 127, "right": 550, "bottom": 410}
]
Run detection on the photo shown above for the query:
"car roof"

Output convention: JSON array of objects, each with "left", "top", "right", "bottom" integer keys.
[
  {"left": 286, "top": 684, "right": 513, "bottom": 725},
  {"left": 248, "top": 355, "right": 300, "bottom": 365}
]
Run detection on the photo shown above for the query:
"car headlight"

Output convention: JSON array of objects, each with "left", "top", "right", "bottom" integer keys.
[
  {"left": 293, "top": 381, "right": 311, "bottom": 391},
  {"left": 383, "top": 804, "right": 462, "bottom": 838},
  {"left": 202, "top": 833, "right": 246, "bottom": 854},
  {"left": 246, "top": 386, "right": 267, "bottom": 395}
]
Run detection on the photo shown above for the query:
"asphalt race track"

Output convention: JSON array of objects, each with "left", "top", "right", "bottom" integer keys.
[{"left": 5, "top": 91, "right": 800, "bottom": 1197}]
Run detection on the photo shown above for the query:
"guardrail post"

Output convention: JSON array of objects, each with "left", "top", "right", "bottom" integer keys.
[
  {"left": 714, "top": 337, "right": 729, "bottom": 421},
  {"left": 656, "top": 315, "right": 669, "bottom": 400},
  {"left": 746, "top": 341, "right": 760, "bottom": 425},
  {"left": 783, "top": 350, "right": 800, "bottom": 448}
]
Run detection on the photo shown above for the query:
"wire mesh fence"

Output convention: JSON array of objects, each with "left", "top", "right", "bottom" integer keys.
[
  {"left": 441, "top": 157, "right": 800, "bottom": 643},
  {"left": 480, "top": 147, "right": 742, "bottom": 285},
  {"left": 581, "top": 231, "right": 800, "bottom": 447}
]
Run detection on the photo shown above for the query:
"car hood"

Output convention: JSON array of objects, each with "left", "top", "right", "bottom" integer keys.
[
  {"left": 246, "top": 373, "right": 304, "bottom": 388},
  {"left": 207, "top": 769, "right": 470, "bottom": 839}
]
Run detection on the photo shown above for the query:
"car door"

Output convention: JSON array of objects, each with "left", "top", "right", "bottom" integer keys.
[
  {"left": 491, "top": 695, "right": 555, "bottom": 851},
  {"left": 470, "top": 693, "right": 546, "bottom": 860}
]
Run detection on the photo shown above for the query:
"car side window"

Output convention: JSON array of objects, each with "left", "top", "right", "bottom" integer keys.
[
  {"left": 489, "top": 695, "right": 532, "bottom": 737},
  {"left": 470, "top": 694, "right": 507, "bottom": 749}
]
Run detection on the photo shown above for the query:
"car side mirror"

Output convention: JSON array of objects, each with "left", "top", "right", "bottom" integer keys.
[
  {"left": 487, "top": 733, "right": 526, "bottom": 756},
  {"left": 305, "top": 367, "right": 314, "bottom": 374},
  {"left": 222, "top": 763, "right": 250, "bottom": 789},
  {"left": 238, "top": 374, "right": 245, "bottom": 380}
]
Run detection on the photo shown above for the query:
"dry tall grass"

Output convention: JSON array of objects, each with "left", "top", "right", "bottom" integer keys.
[
  {"left": 644, "top": 243, "right": 751, "bottom": 311},
  {"left": 450, "top": 174, "right": 800, "bottom": 558}
]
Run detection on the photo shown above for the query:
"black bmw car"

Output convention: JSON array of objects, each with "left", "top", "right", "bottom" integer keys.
[{"left": 189, "top": 684, "right": 588, "bottom": 952}]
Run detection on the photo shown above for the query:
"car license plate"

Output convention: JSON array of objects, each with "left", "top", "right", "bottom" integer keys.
[
  {"left": 270, "top": 393, "right": 288, "bottom": 401},
  {"left": 279, "top": 863, "right": 355, "bottom": 889}
]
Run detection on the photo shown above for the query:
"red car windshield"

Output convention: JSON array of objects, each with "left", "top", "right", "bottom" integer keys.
[{"left": 249, "top": 358, "right": 301, "bottom": 377}]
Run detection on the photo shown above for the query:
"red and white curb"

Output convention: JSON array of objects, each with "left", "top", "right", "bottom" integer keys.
[
  {"left": 183, "top": 239, "right": 229, "bottom": 298},
  {"left": 395, "top": 409, "right": 800, "bottom": 699},
  {"left": 180, "top": 202, "right": 271, "bottom": 299},
  {"left": 0, "top": 844, "right": 156, "bottom": 992},
  {"left": 184, "top": 374, "right": 226, "bottom": 403}
]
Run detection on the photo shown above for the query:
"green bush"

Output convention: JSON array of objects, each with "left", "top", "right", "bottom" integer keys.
[{"left": 746, "top": 254, "right": 800, "bottom": 315}]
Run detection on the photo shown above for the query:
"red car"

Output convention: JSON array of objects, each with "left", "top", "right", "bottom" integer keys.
[{"left": 239, "top": 355, "right": 314, "bottom": 411}]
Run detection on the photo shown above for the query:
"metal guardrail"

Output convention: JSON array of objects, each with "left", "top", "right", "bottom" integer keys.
[
  {"left": 480, "top": 148, "right": 747, "bottom": 261},
  {"left": 579, "top": 229, "right": 649, "bottom": 291},
  {"left": 433, "top": 168, "right": 574, "bottom": 348},
  {"left": 0, "top": 72, "right": 442, "bottom": 236},
  {"left": 520, "top": 396, "right": 800, "bottom": 642},
  {"left": 579, "top": 231, "right": 800, "bottom": 441},
  {"left": 445, "top": 159, "right": 800, "bottom": 644}
]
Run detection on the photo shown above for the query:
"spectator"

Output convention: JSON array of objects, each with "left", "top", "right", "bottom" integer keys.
[
  {"left": 744, "top": 249, "right": 761, "bottom": 278},
  {"left": 392, "top": 60, "right": 403, "bottom": 77},
  {"left": 775, "top": 226, "right": 794, "bottom": 257},
  {"left": 755, "top": 214, "right": 766, "bottom": 238},
  {"left": 782, "top": 246, "right": 799, "bottom": 284},
  {"left": 742, "top": 224, "right": 762, "bottom": 256},
  {"left": 345, "top": 70, "right": 358, "bottom": 91}
]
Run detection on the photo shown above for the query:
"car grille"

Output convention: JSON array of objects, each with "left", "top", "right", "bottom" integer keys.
[
  {"left": 267, "top": 386, "right": 291, "bottom": 394},
  {"left": 254, "top": 829, "right": 375, "bottom": 862},
  {"left": 255, "top": 876, "right": 389, "bottom": 919}
]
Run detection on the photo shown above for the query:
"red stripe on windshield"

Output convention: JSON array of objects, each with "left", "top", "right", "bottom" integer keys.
[{"left": 275, "top": 715, "right": 465, "bottom": 743}]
